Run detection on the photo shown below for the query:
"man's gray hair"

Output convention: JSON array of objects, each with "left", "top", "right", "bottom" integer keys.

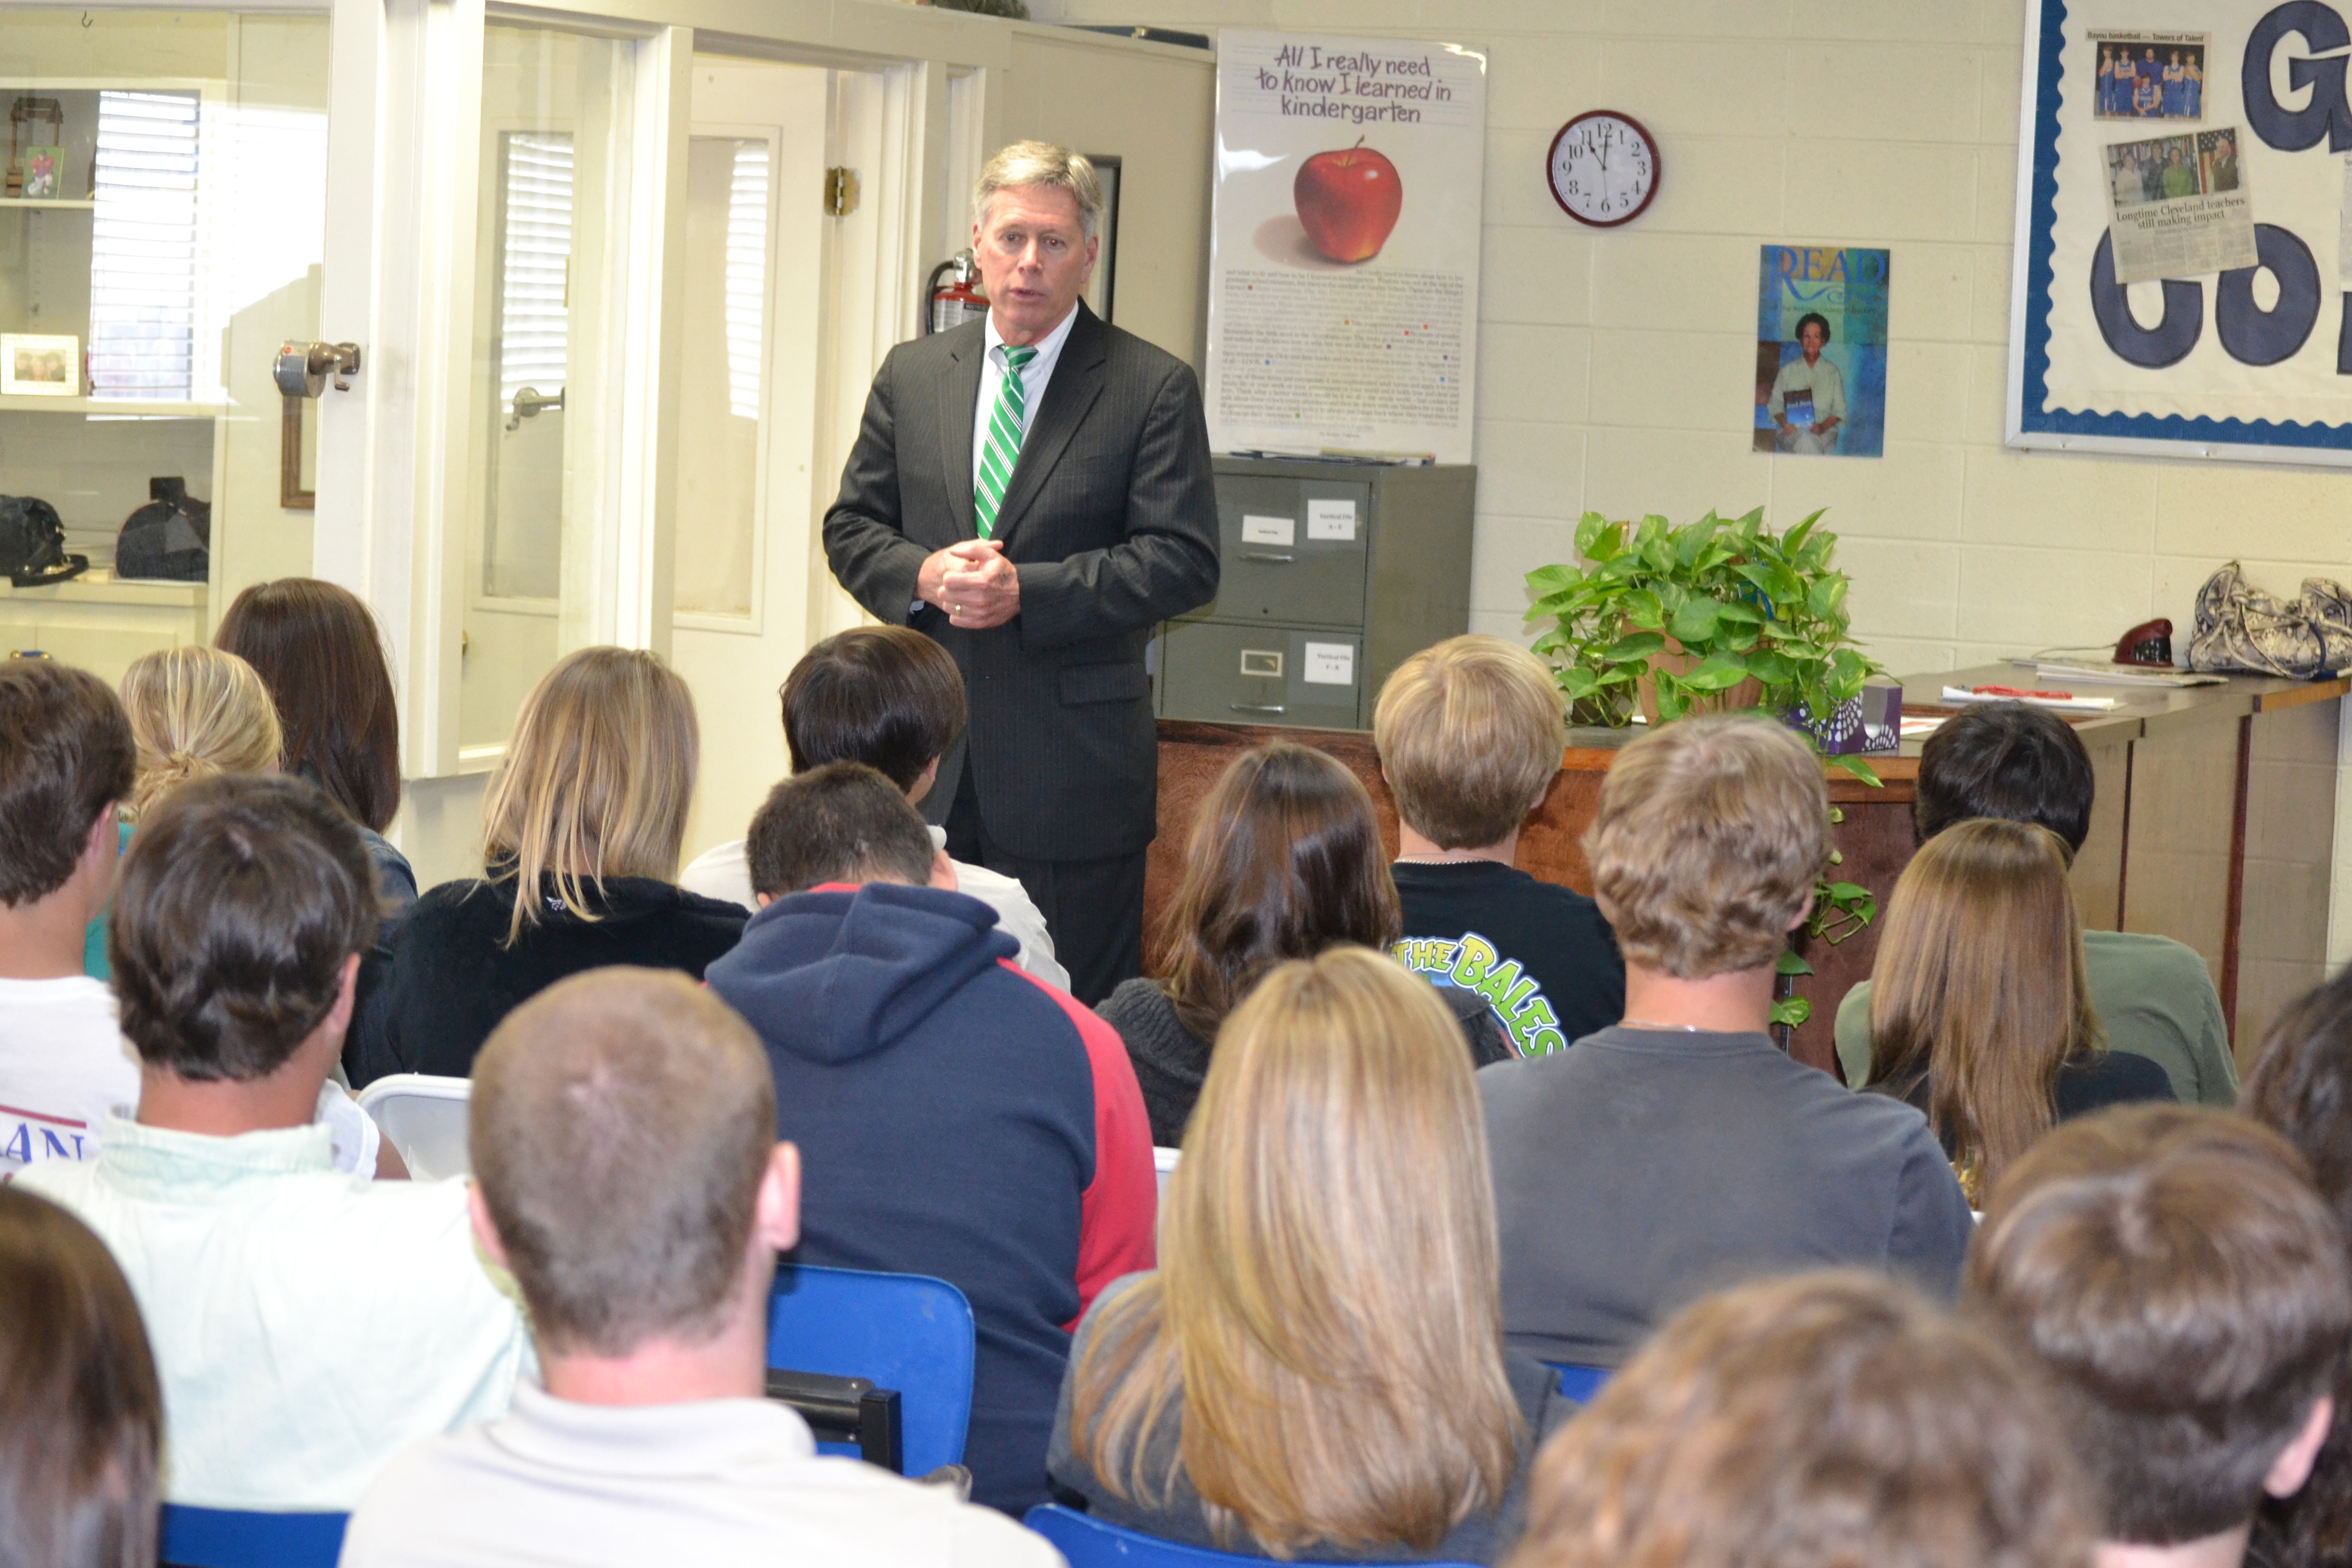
[{"left": 973, "top": 141, "right": 1106, "bottom": 241}]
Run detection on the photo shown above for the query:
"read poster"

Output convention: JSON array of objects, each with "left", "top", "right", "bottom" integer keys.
[
  {"left": 1753, "top": 246, "right": 1891, "bottom": 459},
  {"left": 1205, "top": 30, "right": 1487, "bottom": 464}
]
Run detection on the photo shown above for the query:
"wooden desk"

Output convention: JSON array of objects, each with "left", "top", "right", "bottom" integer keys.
[{"left": 1150, "top": 666, "right": 2343, "bottom": 1078}]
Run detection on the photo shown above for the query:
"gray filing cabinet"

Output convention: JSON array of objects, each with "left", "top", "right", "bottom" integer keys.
[{"left": 1157, "top": 458, "right": 1475, "bottom": 731}]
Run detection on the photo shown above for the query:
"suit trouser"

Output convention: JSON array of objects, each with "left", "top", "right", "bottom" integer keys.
[{"left": 945, "top": 761, "right": 1146, "bottom": 1007}]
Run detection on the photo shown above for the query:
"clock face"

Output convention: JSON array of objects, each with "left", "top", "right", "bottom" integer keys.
[{"left": 1548, "top": 111, "right": 1661, "bottom": 228}]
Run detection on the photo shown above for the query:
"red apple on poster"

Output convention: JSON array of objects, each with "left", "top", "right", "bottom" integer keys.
[{"left": 1293, "top": 139, "right": 1403, "bottom": 263}]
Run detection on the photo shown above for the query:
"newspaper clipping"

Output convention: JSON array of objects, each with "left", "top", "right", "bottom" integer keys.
[
  {"left": 2089, "top": 30, "right": 2208, "bottom": 120},
  {"left": 2102, "top": 126, "right": 2253, "bottom": 284}
]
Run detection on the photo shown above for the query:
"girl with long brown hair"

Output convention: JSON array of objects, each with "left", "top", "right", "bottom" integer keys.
[
  {"left": 1095, "top": 741, "right": 1505, "bottom": 1146},
  {"left": 1866, "top": 817, "right": 2172, "bottom": 1203},
  {"left": 350, "top": 647, "right": 745, "bottom": 1082},
  {"left": 1055, "top": 947, "right": 1566, "bottom": 1562}
]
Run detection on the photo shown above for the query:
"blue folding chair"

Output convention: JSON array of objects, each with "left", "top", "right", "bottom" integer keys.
[
  {"left": 1025, "top": 1505, "right": 1478, "bottom": 1568},
  {"left": 159, "top": 1505, "right": 348, "bottom": 1568},
  {"left": 766, "top": 1262, "right": 974, "bottom": 1477},
  {"left": 1549, "top": 1362, "right": 1611, "bottom": 1404}
]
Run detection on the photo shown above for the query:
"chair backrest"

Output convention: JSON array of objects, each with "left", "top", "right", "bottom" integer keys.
[
  {"left": 1022, "top": 1505, "right": 1479, "bottom": 1568},
  {"left": 1153, "top": 1146, "right": 1180, "bottom": 1206},
  {"left": 766, "top": 1262, "right": 974, "bottom": 1477},
  {"left": 1547, "top": 1361, "right": 1611, "bottom": 1405},
  {"left": 353, "top": 1073, "right": 472, "bottom": 1180},
  {"left": 159, "top": 1505, "right": 348, "bottom": 1568}
]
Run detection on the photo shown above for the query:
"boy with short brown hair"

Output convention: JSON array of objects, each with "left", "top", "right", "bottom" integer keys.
[
  {"left": 1966, "top": 1104, "right": 2350, "bottom": 1568},
  {"left": 1375, "top": 635, "right": 1622, "bottom": 1057}
]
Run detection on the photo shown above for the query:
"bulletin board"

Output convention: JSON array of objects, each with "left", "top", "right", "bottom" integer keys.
[{"left": 2009, "top": 0, "right": 2352, "bottom": 465}]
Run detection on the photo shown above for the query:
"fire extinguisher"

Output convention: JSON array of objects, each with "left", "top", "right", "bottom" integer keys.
[{"left": 922, "top": 250, "right": 988, "bottom": 336}]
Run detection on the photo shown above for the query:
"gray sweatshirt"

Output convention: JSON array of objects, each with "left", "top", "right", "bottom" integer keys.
[{"left": 1479, "top": 1024, "right": 1974, "bottom": 1368}]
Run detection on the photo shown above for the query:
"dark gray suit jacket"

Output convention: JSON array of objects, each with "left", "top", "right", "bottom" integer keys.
[{"left": 821, "top": 305, "right": 1218, "bottom": 861}]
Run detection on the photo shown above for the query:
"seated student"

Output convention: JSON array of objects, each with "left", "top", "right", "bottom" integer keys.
[
  {"left": 1864, "top": 818, "right": 2173, "bottom": 1205},
  {"left": 1053, "top": 948, "right": 1574, "bottom": 1565},
  {"left": 705, "top": 763, "right": 1154, "bottom": 1516},
  {"left": 340, "top": 969, "right": 1058, "bottom": 1568},
  {"left": 1507, "top": 1271, "right": 2094, "bottom": 1568},
  {"left": 0, "top": 659, "right": 140, "bottom": 1175},
  {"left": 117, "top": 647, "right": 397, "bottom": 1178},
  {"left": 1098, "top": 742, "right": 1506, "bottom": 1147},
  {"left": 679, "top": 625, "right": 1065, "bottom": 988},
  {"left": 2229, "top": 974, "right": 2352, "bottom": 1568},
  {"left": 352, "top": 646, "right": 746, "bottom": 1083},
  {"left": 215, "top": 577, "right": 418, "bottom": 924},
  {"left": 15, "top": 775, "right": 533, "bottom": 1509},
  {"left": 0, "top": 1185, "right": 164, "bottom": 1568},
  {"left": 1479, "top": 717, "right": 1974, "bottom": 1368},
  {"left": 1837, "top": 700, "right": 2236, "bottom": 1105},
  {"left": 1375, "top": 634, "right": 1624, "bottom": 1057},
  {"left": 1966, "top": 1105, "right": 2350, "bottom": 1568}
]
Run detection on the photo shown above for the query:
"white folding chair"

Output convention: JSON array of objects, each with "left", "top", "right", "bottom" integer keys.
[{"left": 354, "top": 1074, "right": 473, "bottom": 1180}]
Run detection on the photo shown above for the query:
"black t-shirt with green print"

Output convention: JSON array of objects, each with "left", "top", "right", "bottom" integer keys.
[{"left": 1391, "top": 860, "right": 1625, "bottom": 1059}]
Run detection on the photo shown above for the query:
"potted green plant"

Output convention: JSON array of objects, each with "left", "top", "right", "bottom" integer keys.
[{"left": 1523, "top": 505, "right": 1885, "bottom": 1031}]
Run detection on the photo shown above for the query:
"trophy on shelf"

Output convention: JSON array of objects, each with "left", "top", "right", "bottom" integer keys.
[{"left": 7, "top": 97, "right": 64, "bottom": 200}]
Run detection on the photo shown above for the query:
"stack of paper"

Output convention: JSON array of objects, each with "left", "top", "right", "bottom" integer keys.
[{"left": 1941, "top": 686, "right": 2119, "bottom": 713}]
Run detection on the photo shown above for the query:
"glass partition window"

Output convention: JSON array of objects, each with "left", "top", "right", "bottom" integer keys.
[
  {"left": 459, "top": 21, "right": 633, "bottom": 755},
  {"left": 673, "top": 133, "right": 770, "bottom": 620},
  {"left": 0, "top": 13, "right": 327, "bottom": 683}
]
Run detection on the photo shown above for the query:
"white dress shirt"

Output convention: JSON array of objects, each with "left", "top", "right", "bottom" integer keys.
[
  {"left": 15, "top": 1114, "right": 532, "bottom": 1508},
  {"left": 341, "top": 1382, "right": 1062, "bottom": 1568},
  {"left": 971, "top": 303, "right": 1080, "bottom": 497}
]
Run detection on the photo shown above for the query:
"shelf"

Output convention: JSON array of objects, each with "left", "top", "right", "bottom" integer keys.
[
  {"left": 0, "top": 197, "right": 95, "bottom": 210},
  {"left": 0, "top": 395, "right": 224, "bottom": 417},
  {"left": 0, "top": 571, "right": 205, "bottom": 607}
]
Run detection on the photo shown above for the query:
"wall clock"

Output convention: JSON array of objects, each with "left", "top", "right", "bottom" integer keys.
[{"left": 1548, "top": 110, "right": 1661, "bottom": 228}]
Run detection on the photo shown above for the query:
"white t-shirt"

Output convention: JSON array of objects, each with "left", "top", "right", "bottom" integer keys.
[
  {"left": 0, "top": 975, "right": 139, "bottom": 1172},
  {"left": 681, "top": 829, "right": 1071, "bottom": 993},
  {"left": 0, "top": 974, "right": 383, "bottom": 1176},
  {"left": 342, "top": 1383, "right": 1058, "bottom": 1568}
]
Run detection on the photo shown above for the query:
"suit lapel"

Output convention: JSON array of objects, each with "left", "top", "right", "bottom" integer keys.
[
  {"left": 988, "top": 305, "right": 1107, "bottom": 552},
  {"left": 938, "top": 330, "right": 984, "bottom": 541}
]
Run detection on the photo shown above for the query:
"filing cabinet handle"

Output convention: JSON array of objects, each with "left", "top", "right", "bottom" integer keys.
[
  {"left": 1230, "top": 702, "right": 1287, "bottom": 715},
  {"left": 1238, "top": 550, "right": 1295, "bottom": 564}
]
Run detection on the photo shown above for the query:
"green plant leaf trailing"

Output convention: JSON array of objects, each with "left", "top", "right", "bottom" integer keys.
[{"left": 1525, "top": 507, "right": 1888, "bottom": 1041}]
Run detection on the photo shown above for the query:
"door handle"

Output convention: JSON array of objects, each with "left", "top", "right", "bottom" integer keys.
[
  {"left": 1238, "top": 550, "right": 1295, "bottom": 564},
  {"left": 507, "top": 386, "right": 566, "bottom": 431},
  {"left": 1230, "top": 702, "right": 1287, "bottom": 715}
]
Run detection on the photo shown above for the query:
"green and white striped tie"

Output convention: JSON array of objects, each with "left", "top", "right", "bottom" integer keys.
[{"left": 974, "top": 344, "right": 1037, "bottom": 540}]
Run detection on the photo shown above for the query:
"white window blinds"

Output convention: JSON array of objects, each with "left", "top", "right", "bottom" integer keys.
[
  {"left": 89, "top": 89, "right": 202, "bottom": 402},
  {"left": 496, "top": 132, "right": 573, "bottom": 413},
  {"left": 725, "top": 142, "right": 768, "bottom": 421}
]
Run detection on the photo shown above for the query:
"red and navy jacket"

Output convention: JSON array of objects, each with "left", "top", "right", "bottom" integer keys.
[{"left": 705, "top": 880, "right": 1155, "bottom": 1515}]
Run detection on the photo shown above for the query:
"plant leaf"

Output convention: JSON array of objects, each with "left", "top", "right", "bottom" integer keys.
[
  {"left": 1782, "top": 508, "right": 1826, "bottom": 555},
  {"left": 1603, "top": 630, "right": 1667, "bottom": 662},
  {"left": 1623, "top": 590, "right": 1666, "bottom": 631},
  {"left": 1669, "top": 596, "right": 1722, "bottom": 643},
  {"left": 1681, "top": 651, "right": 1752, "bottom": 691},
  {"left": 1827, "top": 753, "right": 1883, "bottom": 787},
  {"left": 1713, "top": 599, "right": 1765, "bottom": 626},
  {"left": 1675, "top": 513, "right": 1720, "bottom": 569},
  {"left": 1573, "top": 512, "right": 1610, "bottom": 560},
  {"left": 1769, "top": 996, "right": 1814, "bottom": 1028},
  {"left": 1776, "top": 948, "right": 1815, "bottom": 976}
]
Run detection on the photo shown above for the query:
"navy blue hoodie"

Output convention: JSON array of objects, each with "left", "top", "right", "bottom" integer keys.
[{"left": 706, "top": 881, "right": 1155, "bottom": 1515}]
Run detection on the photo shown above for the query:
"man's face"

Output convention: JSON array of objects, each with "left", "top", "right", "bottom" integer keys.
[
  {"left": 1799, "top": 321, "right": 1826, "bottom": 359},
  {"left": 973, "top": 182, "right": 1097, "bottom": 346}
]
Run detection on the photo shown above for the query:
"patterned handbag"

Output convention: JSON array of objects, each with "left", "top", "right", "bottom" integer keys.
[{"left": 2188, "top": 562, "right": 2352, "bottom": 678}]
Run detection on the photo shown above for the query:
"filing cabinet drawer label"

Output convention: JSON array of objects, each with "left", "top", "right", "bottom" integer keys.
[
  {"left": 1303, "top": 641, "right": 1356, "bottom": 686},
  {"left": 1240, "top": 648, "right": 1284, "bottom": 677},
  {"left": 1306, "top": 499, "right": 1357, "bottom": 541},
  {"left": 1241, "top": 513, "right": 1295, "bottom": 546}
]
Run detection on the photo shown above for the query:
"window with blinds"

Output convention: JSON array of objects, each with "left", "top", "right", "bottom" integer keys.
[
  {"left": 88, "top": 89, "right": 202, "bottom": 403},
  {"left": 725, "top": 142, "right": 768, "bottom": 421},
  {"left": 495, "top": 131, "right": 574, "bottom": 414}
]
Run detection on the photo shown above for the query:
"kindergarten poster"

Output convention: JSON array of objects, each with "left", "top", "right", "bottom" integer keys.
[
  {"left": 1204, "top": 30, "right": 1487, "bottom": 463},
  {"left": 1753, "top": 245, "right": 1890, "bottom": 459}
]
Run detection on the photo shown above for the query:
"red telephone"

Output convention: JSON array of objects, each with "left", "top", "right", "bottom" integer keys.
[{"left": 2114, "top": 618, "right": 2173, "bottom": 667}]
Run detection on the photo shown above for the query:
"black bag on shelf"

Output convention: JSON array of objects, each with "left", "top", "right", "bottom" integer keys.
[
  {"left": 115, "top": 477, "right": 211, "bottom": 583},
  {"left": 0, "top": 494, "right": 88, "bottom": 588}
]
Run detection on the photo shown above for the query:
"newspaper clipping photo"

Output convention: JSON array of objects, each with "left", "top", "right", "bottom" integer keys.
[{"left": 2103, "top": 126, "right": 2252, "bottom": 283}]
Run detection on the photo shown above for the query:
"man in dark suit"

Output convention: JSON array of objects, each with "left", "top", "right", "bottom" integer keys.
[{"left": 822, "top": 142, "right": 1218, "bottom": 1004}]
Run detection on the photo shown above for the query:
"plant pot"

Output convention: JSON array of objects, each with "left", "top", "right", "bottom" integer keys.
[{"left": 1635, "top": 637, "right": 1766, "bottom": 724}]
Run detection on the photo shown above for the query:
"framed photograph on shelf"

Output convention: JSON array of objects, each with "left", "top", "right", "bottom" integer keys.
[{"left": 1, "top": 334, "right": 78, "bottom": 396}]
